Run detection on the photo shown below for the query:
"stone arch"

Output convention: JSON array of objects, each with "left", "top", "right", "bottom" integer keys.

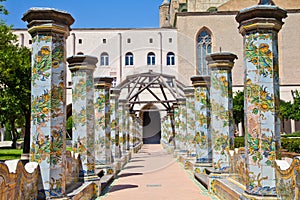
[{"left": 140, "top": 103, "right": 161, "bottom": 144}]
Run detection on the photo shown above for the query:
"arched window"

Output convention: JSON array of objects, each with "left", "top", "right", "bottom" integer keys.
[
  {"left": 125, "top": 52, "right": 134, "bottom": 66},
  {"left": 197, "top": 29, "right": 212, "bottom": 75},
  {"left": 100, "top": 52, "right": 109, "bottom": 66},
  {"left": 167, "top": 52, "right": 175, "bottom": 66},
  {"left": 147, "top": 52, "right": 155, "bottom": 65}
]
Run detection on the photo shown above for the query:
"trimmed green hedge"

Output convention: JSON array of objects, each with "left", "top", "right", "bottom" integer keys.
[
  {"left": 234, "top": 136, "right": 300, "bottom": 153},
  {"left": 281, "top": 131, "right": 300, "bottom": 138},
  {"left": 234, "top": 137, "right": 245, "bottom": 148}
]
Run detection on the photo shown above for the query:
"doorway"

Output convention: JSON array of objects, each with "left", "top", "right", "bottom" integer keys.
[{"left": 142, "top": 110, "right": 161, "bottom": 144}]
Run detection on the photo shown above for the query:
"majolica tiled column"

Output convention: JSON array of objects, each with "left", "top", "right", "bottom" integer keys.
[
  {"left": 174, "top": 99, "right": 187, "bottom": 152},
  {"left": 236, "top": 4, "right": 287, "bottom": 197},
  {"left": 125, "top": 105, "right": 131, "bottom": 151},
  {"left": 110, "top": 89, "right": 121, "bottom": 161},
  {"left": 68, "top": 55, "right": 97, "bottom": 178},
  {"left": 184, "top": 87, "right": 196, "bottom": 157},
  {"left": 94, "top": 77, "right": 113, "bottom": 167},
  {"left": 129, "top": 111, "right": 135, "bottom": 152},
  {"left": 191, "top": 76, "right": 212, "bottom": 164},
  {"left": 118, "top": 99, "right": 127, "bottom": 156},
  {"left": 207, "top": 52, "right": 237, "bottom": 173},
  {"left": 23, "top": 8, "right": 74, "bottom": 198}
]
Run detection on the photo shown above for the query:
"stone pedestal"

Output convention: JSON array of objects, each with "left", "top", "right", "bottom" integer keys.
[
  {"left": 236, "top": 4, "right": 287, "bottom": 197},
  {"left": 23, "top": 8, "right": 74, "bottom": 198},
  {"left": 67, "top": 55, "right": 97, "bottom": 178},
  {"left": 191, "top": 76, "right": 212, "bottom": 173},
  {"left": 207, "top": 52, "right": 237, "bottom": 173},
  {"left": 94, "top": 77, "right": 113, "bottom": 173}
]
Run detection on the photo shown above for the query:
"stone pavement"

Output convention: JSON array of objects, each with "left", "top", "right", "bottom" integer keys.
[{"left": 99, "top": 144, "right": 218, "bottom": 200}]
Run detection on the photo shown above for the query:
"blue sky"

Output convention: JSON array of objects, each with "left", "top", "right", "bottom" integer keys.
[{"left": 2, "top": 0, "right": 163, "bottom": 28}]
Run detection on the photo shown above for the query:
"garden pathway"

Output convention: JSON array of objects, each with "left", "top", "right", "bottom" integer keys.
[{"left": 99, "top": 144, "right": 218, "bottom": 200}]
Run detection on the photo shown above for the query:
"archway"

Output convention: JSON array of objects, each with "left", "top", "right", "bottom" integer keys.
[{"left": 141, "top": 104, "right": 161, "bottom": 144}]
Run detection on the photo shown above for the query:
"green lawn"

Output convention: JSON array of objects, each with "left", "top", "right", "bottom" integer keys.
[{"left": 0, "top": 149, "right": 22, "bottom": 160}]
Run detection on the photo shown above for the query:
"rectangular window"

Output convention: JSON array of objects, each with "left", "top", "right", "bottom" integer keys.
[
  {"left": 149, "top": 38, "right": 153, "bottom": 43},
  {"left": 29, "top": 40, "right": 32, "bottom": 44},
  {"left": 127, "top": 38, "right": 131, "bottom": 43},
  {"left": 103, "top": 39, "right": 107, "bottom": 44},
  {"left": 169, "top": 38, "right": 172, "bottom": 43},
  {"left": 79, "top": 39, "right": 82, "bottom": 44}
]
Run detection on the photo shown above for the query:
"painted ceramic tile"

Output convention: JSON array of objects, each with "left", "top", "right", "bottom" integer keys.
[
  {"left": 30, "top": 33, "right": 66, "bottom": 197},
  {"left": 186, "top": 93, "right": 196, "bottom": 156},
  {"left": 194, "top": 86, "right": 211, "bottom": 163},
  {"left": 210, "top": 69, "right": 234, "bottom": 172},
  {"left": 71, "top": 68, "right": 95, "bottom": 176},
  {"left": 244, "top": 32, "right": 280, "bottom": 196}
]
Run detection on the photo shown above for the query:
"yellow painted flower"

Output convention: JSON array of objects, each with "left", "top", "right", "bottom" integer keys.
[
  {"left": 251, "top": 57, "right": 258, "bottom": 65},
  {"left": 35, "top": 55, "right": 42, "bottom": 63},
  {"left": 224, "top": 81, "right": 228, "bottom": 87},
  {"left": 41, "top": 46, "right": 50, "bottom": 55},
  {"left": 261, "top": 103, "right": 269, "bottom": 112},
  {"left": 199, "top": 91, "right": 205, "bottom": 97},
  {"left": 260, "top": 90, "right": 268, "bottom": 99},
  {"left": 42, "top": 107, "right": 49, "bottom": 114},
  {"left": 259, "top": 43, "right": 269, "bottom": 53},
  {"left": 246, "top": 79, "right": 252, "bottom": 85},
  {"left": 59, "top": 82, "right": 64, "bottom": 88},
  {"left": 220, "top": 76, "right": 226, "bottom": 82},
  {"left": 52, "top": 60, "right": 60, "bottom": 68}
]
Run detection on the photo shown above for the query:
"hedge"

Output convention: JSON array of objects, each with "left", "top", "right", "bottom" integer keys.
[{"left": 234, "top": 136, "right": 300, "bottom": 153}]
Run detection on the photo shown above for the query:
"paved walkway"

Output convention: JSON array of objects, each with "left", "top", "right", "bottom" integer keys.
[{"left": 100, "top": 144, "right": 218, "bottom": 200}]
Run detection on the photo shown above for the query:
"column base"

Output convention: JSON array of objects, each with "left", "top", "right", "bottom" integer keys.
[
  {"left": 242, "top": 192, "right": 278, "bottom": 200},
  {"left": 194, "top": 162, "right": 212, "bottom": 174}
]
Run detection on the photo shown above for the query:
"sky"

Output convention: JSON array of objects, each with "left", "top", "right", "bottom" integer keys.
[{"left": 2, "top": 0, "right": 164, "bottom": 28}]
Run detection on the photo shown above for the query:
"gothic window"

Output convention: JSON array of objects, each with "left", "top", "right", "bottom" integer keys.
[
  {"left": 167, "top": 52, "right": 175, "bottom": 66},
  {"left": 125, "top": 52, "right": 134, "bottom": 66},
  {"left": 100, "top": 52, "right": 109, "bottom": 66},
  {"left": 197, "top": 29, "right": 212, "bottom": 75},
  {"left": 147, "top": 52, "right": 155, "bottom": 65}
]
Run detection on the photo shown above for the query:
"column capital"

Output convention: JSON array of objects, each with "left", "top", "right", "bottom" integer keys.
[
  {"left": 183, "top": 87, "right": 194, "bottom": 97},
  {"left": 236, "top": 5, "right": 287, "bottom": 35},
  {"left": 67, "top": 54, "right": 97, "bottom": 72},
  {"left": 110, "top": 88, "right": 121, "bottom": 99},
  {"left": 119, "top": 99, "right": 127, "bottom": 104},
  {"left": 94, "top": 77, "right": 113, "bottom": 88},
  {"left": 191, "top": 76, "right": 210, "bottom": 87},
  {"left": 206, "top": 52, "right": 237, "bottom": 70},
  {"left": 22, "top": 8, "right": 74, "bottom": 36},
  {"left": 176, "top": 97, "right": 186, "bottom": 105}
]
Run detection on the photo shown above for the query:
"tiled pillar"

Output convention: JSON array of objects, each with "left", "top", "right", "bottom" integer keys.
[
  {"left": 184, "top": 87, "right": 196, "bottom": 157},
  {"left": 125, "top": 105, "right": 131, "bottom": 151},
  {"left": 191, "top": 76, "right": 212, "bottom": 164},
  {"left": 174, "top": 99, "right": 186, "bottom": 152},
  {"left": 94, "top": 77, "right": 113, "bottom": 167},
  {"left": 129, "top": 111, "right": 135, "bottom": 152},
  {"left": 67, "top": 55, "right": 97, "bottom": 177},
  {"left": 207, "top": 52, "right": 237, "bottom": 173},
  {"left": 110, "top": 89, "right": 121, "bottom": 161},
  {"left": 118, "top": 99, "right": 127, "bottom": 156},
  {"left": 236, "top": 4, "right": 287, "bottom": 197},
  {"left": 23, "top": 8, "right": 74, "bottom": 198}
]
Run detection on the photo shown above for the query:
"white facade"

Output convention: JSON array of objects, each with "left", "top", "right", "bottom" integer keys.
[{"left": 14, "top": 28, "right": 178, "bottom": 105}]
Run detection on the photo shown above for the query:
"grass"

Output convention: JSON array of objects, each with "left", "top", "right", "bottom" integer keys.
[{"left": 0, "top": 148, "right": 22, "bottom": 160}]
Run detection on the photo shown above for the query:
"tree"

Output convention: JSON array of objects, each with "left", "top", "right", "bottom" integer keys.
[
  {"left": 0, "top": 2, "right": 31, "bottom": 150},
  {"left": 233, "top": 90, "right": 244, "bottom": 135}
]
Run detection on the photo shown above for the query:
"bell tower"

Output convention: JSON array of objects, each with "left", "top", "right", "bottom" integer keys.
[{"left": 159, "top": 0, "right": 171, "bottom": 28}]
